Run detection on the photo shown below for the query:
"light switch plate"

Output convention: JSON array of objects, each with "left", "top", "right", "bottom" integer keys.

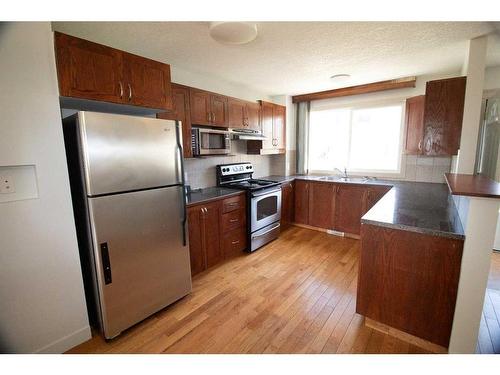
[{"left": 0, "top": 175, "right": 15, "bottom": 194}]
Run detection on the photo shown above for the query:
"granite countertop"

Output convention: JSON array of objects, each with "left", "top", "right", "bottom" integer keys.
[
  {"left": 260, "top": 175, "right": 465, "bottom": 240},
  {"left": 187, "top": 186, "right": 243, "bottom": 206}
]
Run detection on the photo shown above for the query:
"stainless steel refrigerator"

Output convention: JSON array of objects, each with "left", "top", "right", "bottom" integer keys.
[{"left": 63, "top": 111, "right": 191, "bottom": 339}]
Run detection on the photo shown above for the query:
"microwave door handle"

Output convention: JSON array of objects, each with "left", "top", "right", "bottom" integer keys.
[{"left": 175, "top": 121, "right": 187, "bottom": 246}]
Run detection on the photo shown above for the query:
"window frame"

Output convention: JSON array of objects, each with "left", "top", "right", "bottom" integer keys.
[{"left": 307, "top": 98, "right": 408, "bottom": 178}]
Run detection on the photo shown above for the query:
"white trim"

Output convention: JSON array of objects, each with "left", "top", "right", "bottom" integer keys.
[{"left": 34, "top": 325, "right": 91, "bottom": 354}]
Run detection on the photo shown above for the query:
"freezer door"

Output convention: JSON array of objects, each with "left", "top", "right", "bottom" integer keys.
[
  {"left": 88, "top": 186, "right": 191, "bottom": 339},
  {"left": 78, "top": 111, "right": 181, "bottom": 196}
]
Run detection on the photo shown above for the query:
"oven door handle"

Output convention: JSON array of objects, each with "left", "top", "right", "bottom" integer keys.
[
  {"left": 252, "top": 188, "right": 281, "bottom": 197},
  {"left": 252, "top": 223, "right": 281, "bottom": 238}
]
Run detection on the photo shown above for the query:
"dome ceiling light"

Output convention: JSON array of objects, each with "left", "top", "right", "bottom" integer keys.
[
  {"left": 209, "top": 22, "right": 258, "bottom": 45},
  {"left": 330, "top": 74, "right": 352, "bottom": 85}
]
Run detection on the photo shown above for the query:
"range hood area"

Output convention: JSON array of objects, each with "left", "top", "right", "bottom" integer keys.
[{"left": 230, "top": 128, "right": 267, "bottom": 140}]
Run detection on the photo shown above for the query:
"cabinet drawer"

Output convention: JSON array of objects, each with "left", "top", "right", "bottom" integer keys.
[
  {"left": 221, "top": 209, "right": 246, "bottom": 232},
  {"left": 222, "top": 194, "right": 245, "bottom": 213},
  {"left": 222, "top": 227, "right": 247, "bottom": 258}
]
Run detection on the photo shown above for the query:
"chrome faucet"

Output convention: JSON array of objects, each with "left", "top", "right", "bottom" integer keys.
[{"left": 335, "top": 167, "right": 348, "bottom": 179}]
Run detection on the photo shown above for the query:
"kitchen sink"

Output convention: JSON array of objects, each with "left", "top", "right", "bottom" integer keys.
[{"left": 317, "top": 176, "right": 371, "bottom": 183}]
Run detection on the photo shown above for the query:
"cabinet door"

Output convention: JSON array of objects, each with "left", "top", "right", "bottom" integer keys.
[
  {"left": 187, "top": 206, "right": 206, "bottom": 276},
  {"left": 190, "top": 89, "right": 211, "bottom": 125},
  {"left": 245, "top": 102, "right": 261, "bottom": 132},
  {"left": 204, "top": 201, "right": 223, "bottom": 268},
  {"left": 157, "top": 84, "right": 192, "bottom": 158},
  {"left": 211, "top": 94, "right": 229, "bottom": 127},
  {"left": 280, "top": 181, "right": 295, "bottom": 229},
  {"left": 228, "top": 98, "right": 246, "bottom": 129},
  {"left": 54, "top": 32, "right": 124, "bottom": 104},
  {"left": 122, "top": 52, "right": 173, "bottom": 110},
  {"left": 364, "top": 185, "right": 391, "bottom": 215},
  {"left": 335, "top": 184, "right": 366, "bottom": 235},
  {"left": 273, "top": 105, "right": 286, "bottom": 150},
  {"left": 423, "top": 77, "right": 466, "bottom": 156},
  {"left": 261, "top": 102, "right": 275, "bottom": 150},
  {"left": 404, "top": 95, "right": 425, "bottom": 155},
  {"left": 294, "top": 180, "right": 310, "bottom": 225},
  {"left": 309, "top": 182, "right": 335, "bottom": 229}
]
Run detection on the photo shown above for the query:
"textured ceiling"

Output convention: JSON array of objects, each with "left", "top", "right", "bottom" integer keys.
[{"left": 52, "top": 22, "right": 499, "bottom": 96}]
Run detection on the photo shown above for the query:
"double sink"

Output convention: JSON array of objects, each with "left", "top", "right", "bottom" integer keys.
[{"left": 317, "top": 175, "right": 375, "bottom": 184}]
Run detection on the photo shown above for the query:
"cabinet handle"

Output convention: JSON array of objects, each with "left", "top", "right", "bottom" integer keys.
[
  {"left": 212, "top": 112, "right": 216, "bottom": 123},
  {"left": 118, "top": 81, "right": 124, "bottom": 99},
  {"left": 229, "top": 218, "right": 239, "bottom": 223},
  {"left": 231, "top": 240, "right": 240, "bottom": 245},
  {"left": 207, "top": 112, "right": 211, "bottom": 122},
  {"left": 227, "top": 202, "right": 238, "bottom": 206},
  {"left": 418, "top": 140, "right": 422, "bottom": 151},
  {"left": 127, "top": 84, "right": 132, "bottom": 101}
]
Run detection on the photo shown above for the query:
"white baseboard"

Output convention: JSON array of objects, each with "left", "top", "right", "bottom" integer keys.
[{"left": 35, "top": 325, "right": 91, "bottom": 354}]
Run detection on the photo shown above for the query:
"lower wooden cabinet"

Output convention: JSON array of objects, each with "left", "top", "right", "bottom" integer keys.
[
  {"left": 293, "top": 179, "right": 391, "bottom": 236},
  {"left": 281, "top": 181, "right": 295, "bottom": 229},
  {"left": 309, "top": 182, "right": 335, "bottom": 229},
  {"left": 187, "top": 193, "right": 246, "bottom": 276},
  {"left": 294, "top": 180, "right": 310, "bottom": 225},
  {"left": 357, "top": 223, "right": 464, "bottom": 347}
]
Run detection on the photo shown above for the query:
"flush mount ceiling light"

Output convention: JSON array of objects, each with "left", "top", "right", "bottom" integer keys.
[
  {"left": 209, "top": 22, "right": 258, "bottom": 45},
  {"left": 330, "top": 73, "right": 351, "bottom": 81}
]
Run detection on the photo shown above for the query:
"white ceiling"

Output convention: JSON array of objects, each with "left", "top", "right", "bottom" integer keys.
[{"left": 52, "top": 22, "right": 500, "bottom": 96}]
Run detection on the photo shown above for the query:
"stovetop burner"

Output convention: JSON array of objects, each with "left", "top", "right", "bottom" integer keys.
[{"left": 228, "top": 179, "right": 277, "bottom": 190}]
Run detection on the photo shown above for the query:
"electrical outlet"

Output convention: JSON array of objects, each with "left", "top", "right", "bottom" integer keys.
[{"left": 0, "top": 175, "right": 15, "bottom": 194}]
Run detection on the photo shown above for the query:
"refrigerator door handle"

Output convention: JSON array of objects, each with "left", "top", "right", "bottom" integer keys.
[{"left": 175, "top": 121, "right": 187, "bottom": 246}]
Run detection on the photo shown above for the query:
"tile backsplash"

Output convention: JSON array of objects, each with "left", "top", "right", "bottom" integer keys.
[
  {"left": 401, "top": 155, "right": 452, "bottom": 183},
  {"left": 184, "top": 140, "right": 285, "bottom": 189}
]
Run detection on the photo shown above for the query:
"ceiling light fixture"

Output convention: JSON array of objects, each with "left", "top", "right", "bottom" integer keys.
[
  {"left": 330, "top": 74, "right": 351, "bottom": 80},
  {"left": 209, "top": 22, "right": 258, "bottom": 45}
]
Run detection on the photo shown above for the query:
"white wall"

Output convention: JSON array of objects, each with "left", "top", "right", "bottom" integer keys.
[
  {"left": 484, "top": 66, "right": 500, "bottom": 90},
  {"left": 457, "top": 37, "right": 488, "bottom": 174},
  {"left": 172, "top": 65, "right": 271, "bottom": 102},
  {"left": 0, "top": 22, "right": 90, "bottom": 353}
]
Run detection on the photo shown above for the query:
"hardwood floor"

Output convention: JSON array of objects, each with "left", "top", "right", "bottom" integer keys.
[
  {"left": 67, "top": 226, "right": 431, "bottom": 354},
  {"left": 477, "top": 251, "right": 500, "bottom": 354}
]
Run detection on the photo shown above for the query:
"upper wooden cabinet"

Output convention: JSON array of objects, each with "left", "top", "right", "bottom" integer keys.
[
  {"left": 157, "top": 83, "right": 192, "bottom": 158},
  {"left": 189, "top": 88, "right": 228, "bottom": 127},
  {"left": 228, "top": 98, "right": 261, "bottom": 131},
  {"left": 404, "top": 95, "right": 425, "bottom": 155},
  {"left": 423, "top": 77, "right": 466, "bottom": 156},
  {"left": 54, "top": 32, "right": 173, "bottom": 111},
  {"left": 247, "top": 101, "right": 286, "bottom": 154},
  {"left": 404, "top": 77, "right": 466, "bottom": 156}
]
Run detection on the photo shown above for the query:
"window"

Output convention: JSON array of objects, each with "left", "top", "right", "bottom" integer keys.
[{"left": 308, "top": 102, "right": 404, "bottom": 174}]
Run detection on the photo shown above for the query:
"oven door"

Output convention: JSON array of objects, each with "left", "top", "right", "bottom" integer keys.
[
  {"left": 197, "top": 128, "right": 231, "bottom": 155},
  {"left": 250, "top": 188, "right": 282, "bottom": 233}
]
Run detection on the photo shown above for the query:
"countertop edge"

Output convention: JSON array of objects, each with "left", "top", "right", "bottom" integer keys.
[{"left": 186, "top": 189, "right": 244, "bottom": 207}]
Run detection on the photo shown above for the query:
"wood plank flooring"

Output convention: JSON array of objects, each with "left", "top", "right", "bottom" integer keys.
[
  {"left": 67, "top": 226, "right": 429, "bottom": 354},
  {"left": 477, "top": 251, "right": 500, "bottom": 354}
]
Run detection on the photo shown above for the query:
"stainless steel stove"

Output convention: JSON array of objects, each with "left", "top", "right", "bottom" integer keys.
[{"left": 216, "top": 162, "right": 282, "bottom": 252}]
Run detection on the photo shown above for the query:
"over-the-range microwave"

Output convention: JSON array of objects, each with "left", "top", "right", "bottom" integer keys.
[{"left": 191, "top": 127, "right": 231, "bottom": 156}]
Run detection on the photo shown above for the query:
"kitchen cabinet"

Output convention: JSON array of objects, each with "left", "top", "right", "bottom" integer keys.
[
  {"left": 309, "top": 182, "right": 335, "bottom": 229},
  {"left": 422, "top": 77, "right": 466, "bottom": 156},
  {"left": 334, "top": 184, "right": 367, "bottom": 235},
  {"left": 280, "top": 181, "right": 295, "bottom": 229},
  {"left": 157, "top": 83, "right": 192, "bottom": 158},
  {"left": 54, "top": 32, "right": 173, "bottom": 111},
  {"left": 293, "top": 180, "right": 390, "bottom": 236},
  {"left": 187, "top": 193, "right": 246, "bottom": 275},
  {"left": 247, "top": 101, "right": 286, "bottom": 155},
  {"left": 189, "top": 88, "right": 228, "bottom": 127},
  {"left": 404, "top": 95, "right": 426, "bottom": 155},
  {"left": 187, "top": 201, "right": 222, "bottom": 275},
  {"left": 294, "top": 180, "right": 310, "bottom": 225},
  {"left": 357, "top": 223, "right": 464, "bottom": 347},
  {"left": 228, "top": 98, "right": 261, "bottom": 131},
  {"left": 404, "top": 77, "right": 466, "bottom": 156}
]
